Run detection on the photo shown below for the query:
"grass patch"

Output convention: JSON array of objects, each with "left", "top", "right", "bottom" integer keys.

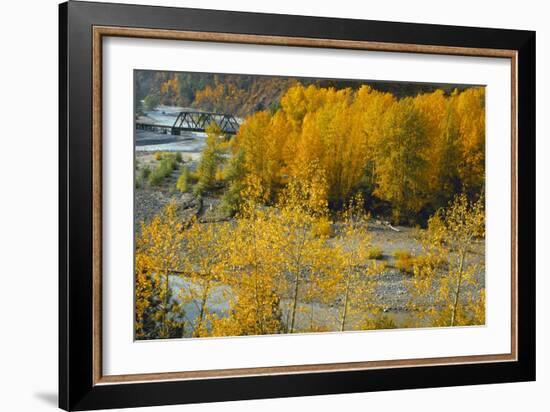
[
  {"left": 367, "top": 246, "right": 383, "bottom": 260},
  {"left": 394, "top": 250, "right": 415, "bottom": 274}
]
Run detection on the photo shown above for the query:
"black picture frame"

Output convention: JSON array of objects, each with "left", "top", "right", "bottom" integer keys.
[{"left": 59, "top": 1, "right": 536, "bottom": 410}]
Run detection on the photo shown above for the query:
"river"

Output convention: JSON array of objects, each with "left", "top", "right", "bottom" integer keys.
[{"left": 135, "top": 105, "right": 240, "bottom": 157}]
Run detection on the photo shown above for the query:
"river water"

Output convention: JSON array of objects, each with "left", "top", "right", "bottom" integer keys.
[{"left": 135, "top": 105, "right": 240, "bottom": 156}]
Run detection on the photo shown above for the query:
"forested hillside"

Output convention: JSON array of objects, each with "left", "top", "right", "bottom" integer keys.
[{"left": 135, "top": 70, "right": 474, "bottom": 117}]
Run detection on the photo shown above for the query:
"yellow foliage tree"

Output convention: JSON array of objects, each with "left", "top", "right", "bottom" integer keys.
[
  {"left": 194, "top": 123, "right": 226, "bottom": 196},
  {"left": 135, "top": 202, "right": 186, "bottom": 338},
  {"left": 274, "top": 173, "right": 330, "bottom": 333},
  {"left": 230, "top": 84, "right": 485, "bottom": 222},
  {"left": 410, "top": 194, "right": 485, "bottom": 327},
  {"left": 179, "top": 220, "right": 230, "bottom": 337},
  {"left": 373, "top": 98, "right": 430, "bottom": 222},
  {"left": 210, "top": 193, "right": 283, "bottom": 336},
  {"left": 232, "top": 111, "right": 289, "bottom": 201},
  {"left": 454, "top": 88, "right": 486, "bottom": 194},
  {"left": 328, "top": 195, "right": 382, "bottom": 331}
]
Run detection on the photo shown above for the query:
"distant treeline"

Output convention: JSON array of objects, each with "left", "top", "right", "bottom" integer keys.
[{"left": 135, "top": 71, "right": 474, "bottom": 118}]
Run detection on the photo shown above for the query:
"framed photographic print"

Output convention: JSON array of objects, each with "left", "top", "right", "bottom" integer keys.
[{"left": 59, "top": 1, "right": 536, "bottom": 410}]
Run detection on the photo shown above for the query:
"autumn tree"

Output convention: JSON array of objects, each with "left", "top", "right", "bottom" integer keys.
[
  {"left": 160, "top": 74, "right": 180, "bottom": 105},
  {"left": 143, "top": 94, "right": 160, "bottom": 111},
  {"left": 373, "top": 98, "right": 430, "bottom": 222},
  {"left": 454, "top": 88, "right": 486, "bottom": 195},
  {"left": 194, "top": 123, "right": 226, "bottom": 196},
  {"left": 413, "top": 90, "right": 449, "bottom": 202},
  {"left": 324, "top": 195, "right": 385, "bottom": 331},
  {"left": 410, "top": 194, "right": 485, "bottom": 326},
  {"left": 210, "top": 186, "right": 283, "bottom": 336},
  {"left": 220, "top": 149, "right": 246, "bottom": 214},
  {"left": 274, "top": 172, "right": 330, "bottom": 333},
  {"left": 291, "top": 88, "right": 365, "bottom": 206},
  {"left": 135, "top": 203, "right": 186, "bottom": 338},
  {"left": 179, "top": 220, "right": 230, "bottom": 337},
  {"left": 353, "top": 86, "right": 397, "bottom": 192},
  {"left": 232, "top": 110, "right": 291, "bottom": 202},
  {"left": 135, "top": 249, "right": 162, "bottom": 339},
  {"left": 228, "top": 84, "right": 485, "bottom": 222}
]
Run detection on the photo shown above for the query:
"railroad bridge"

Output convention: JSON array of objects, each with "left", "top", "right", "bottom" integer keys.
[{"left": 136, "top": 110, "right": 240, "bottom": 135}]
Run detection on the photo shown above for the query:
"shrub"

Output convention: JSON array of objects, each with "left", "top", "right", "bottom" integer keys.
[
  {"left": 142, "top": 165, "right": 151, "bottom": 178},
  {"left": 367, "top": 246, "right": 383, "bottom": 260},
  {"left": 143, "top": 94, "right": 160, "bottom": 111},
  {"left": 148, "top": 170, "right": 163, "bottom": 186},
  {"left": 148, "top": 156, "right": 177, "bottom": 186},
  {"left": 369, "top": 315, "right": 397, "bottom": 330},
  {"left": 220, "top": 181, "right": 244, "bottom": 215},
  {"left": 164, "top": 153, "right": 178, "bottom": 164},
  {"left": 413, "top": 254, "right": 446, "bottom": 271},
  {"left": 175, "top": 152, "right": 183, "bottom": 163},
  {"left": 312, "top": 217, "right": 332, "bottom": 238},
  {"left": 135, "top": 165, "right": 151, "bottom": 188},
  {"left": 193, "top": 181, "right": 206, "bottom": 197},
  {"left": 176, "top": 166, "right": 191, "bottom": 193},
  {"left": 394, "top": 250, "right": 415, "bottom": 274}
]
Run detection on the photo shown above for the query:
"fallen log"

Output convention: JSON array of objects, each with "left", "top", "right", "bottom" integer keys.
[{"left": 384, "top": 222, "right": 401, "bottom": 232}]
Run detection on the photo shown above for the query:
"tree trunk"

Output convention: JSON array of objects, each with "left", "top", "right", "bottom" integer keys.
[
  {"left": 450, "top": 250, "right": 466, "bottom": 327},
  {"left": 340, "top": 272, "right": 352, "bottom": 332},
  {"left": 309, "top": 281, "right": 315, "bottom": 332},
  {"left": 289, "top": 226, "right": 307, "bottom": 333},
  {"left": 289, "top": 270, "right": 300, "bottom": 333},
  {"left": 194, "top": 281, "right": 211, "bottom": 337},
  {"left": 163, "top": 270, "right": 170, "bottom": 337}
]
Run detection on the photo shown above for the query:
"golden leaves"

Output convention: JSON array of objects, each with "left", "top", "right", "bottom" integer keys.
[
  {"left": 229, "top": 85, "right": 485, "bottom": 223},
  {"left": 409, "top": 194, "right": 485, "bottom": 327},
  {"left": 136, "top": 182, "right": 390, "bottom": 337},
  {"left": 135, "top": 202, "right": 186, "bottom": 338}
]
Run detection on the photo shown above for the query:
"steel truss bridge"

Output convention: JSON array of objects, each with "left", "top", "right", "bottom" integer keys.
[{"left": 136, "top": 110, "right": 240, "bottom": 135}]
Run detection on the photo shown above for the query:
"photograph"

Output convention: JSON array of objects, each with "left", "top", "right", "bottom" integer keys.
[
  {"left": 133, "top": 71, "right": 487, "bottom": 340},
  {"left": 0, "top": 0, "right": 541, "bottom": 410}
]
